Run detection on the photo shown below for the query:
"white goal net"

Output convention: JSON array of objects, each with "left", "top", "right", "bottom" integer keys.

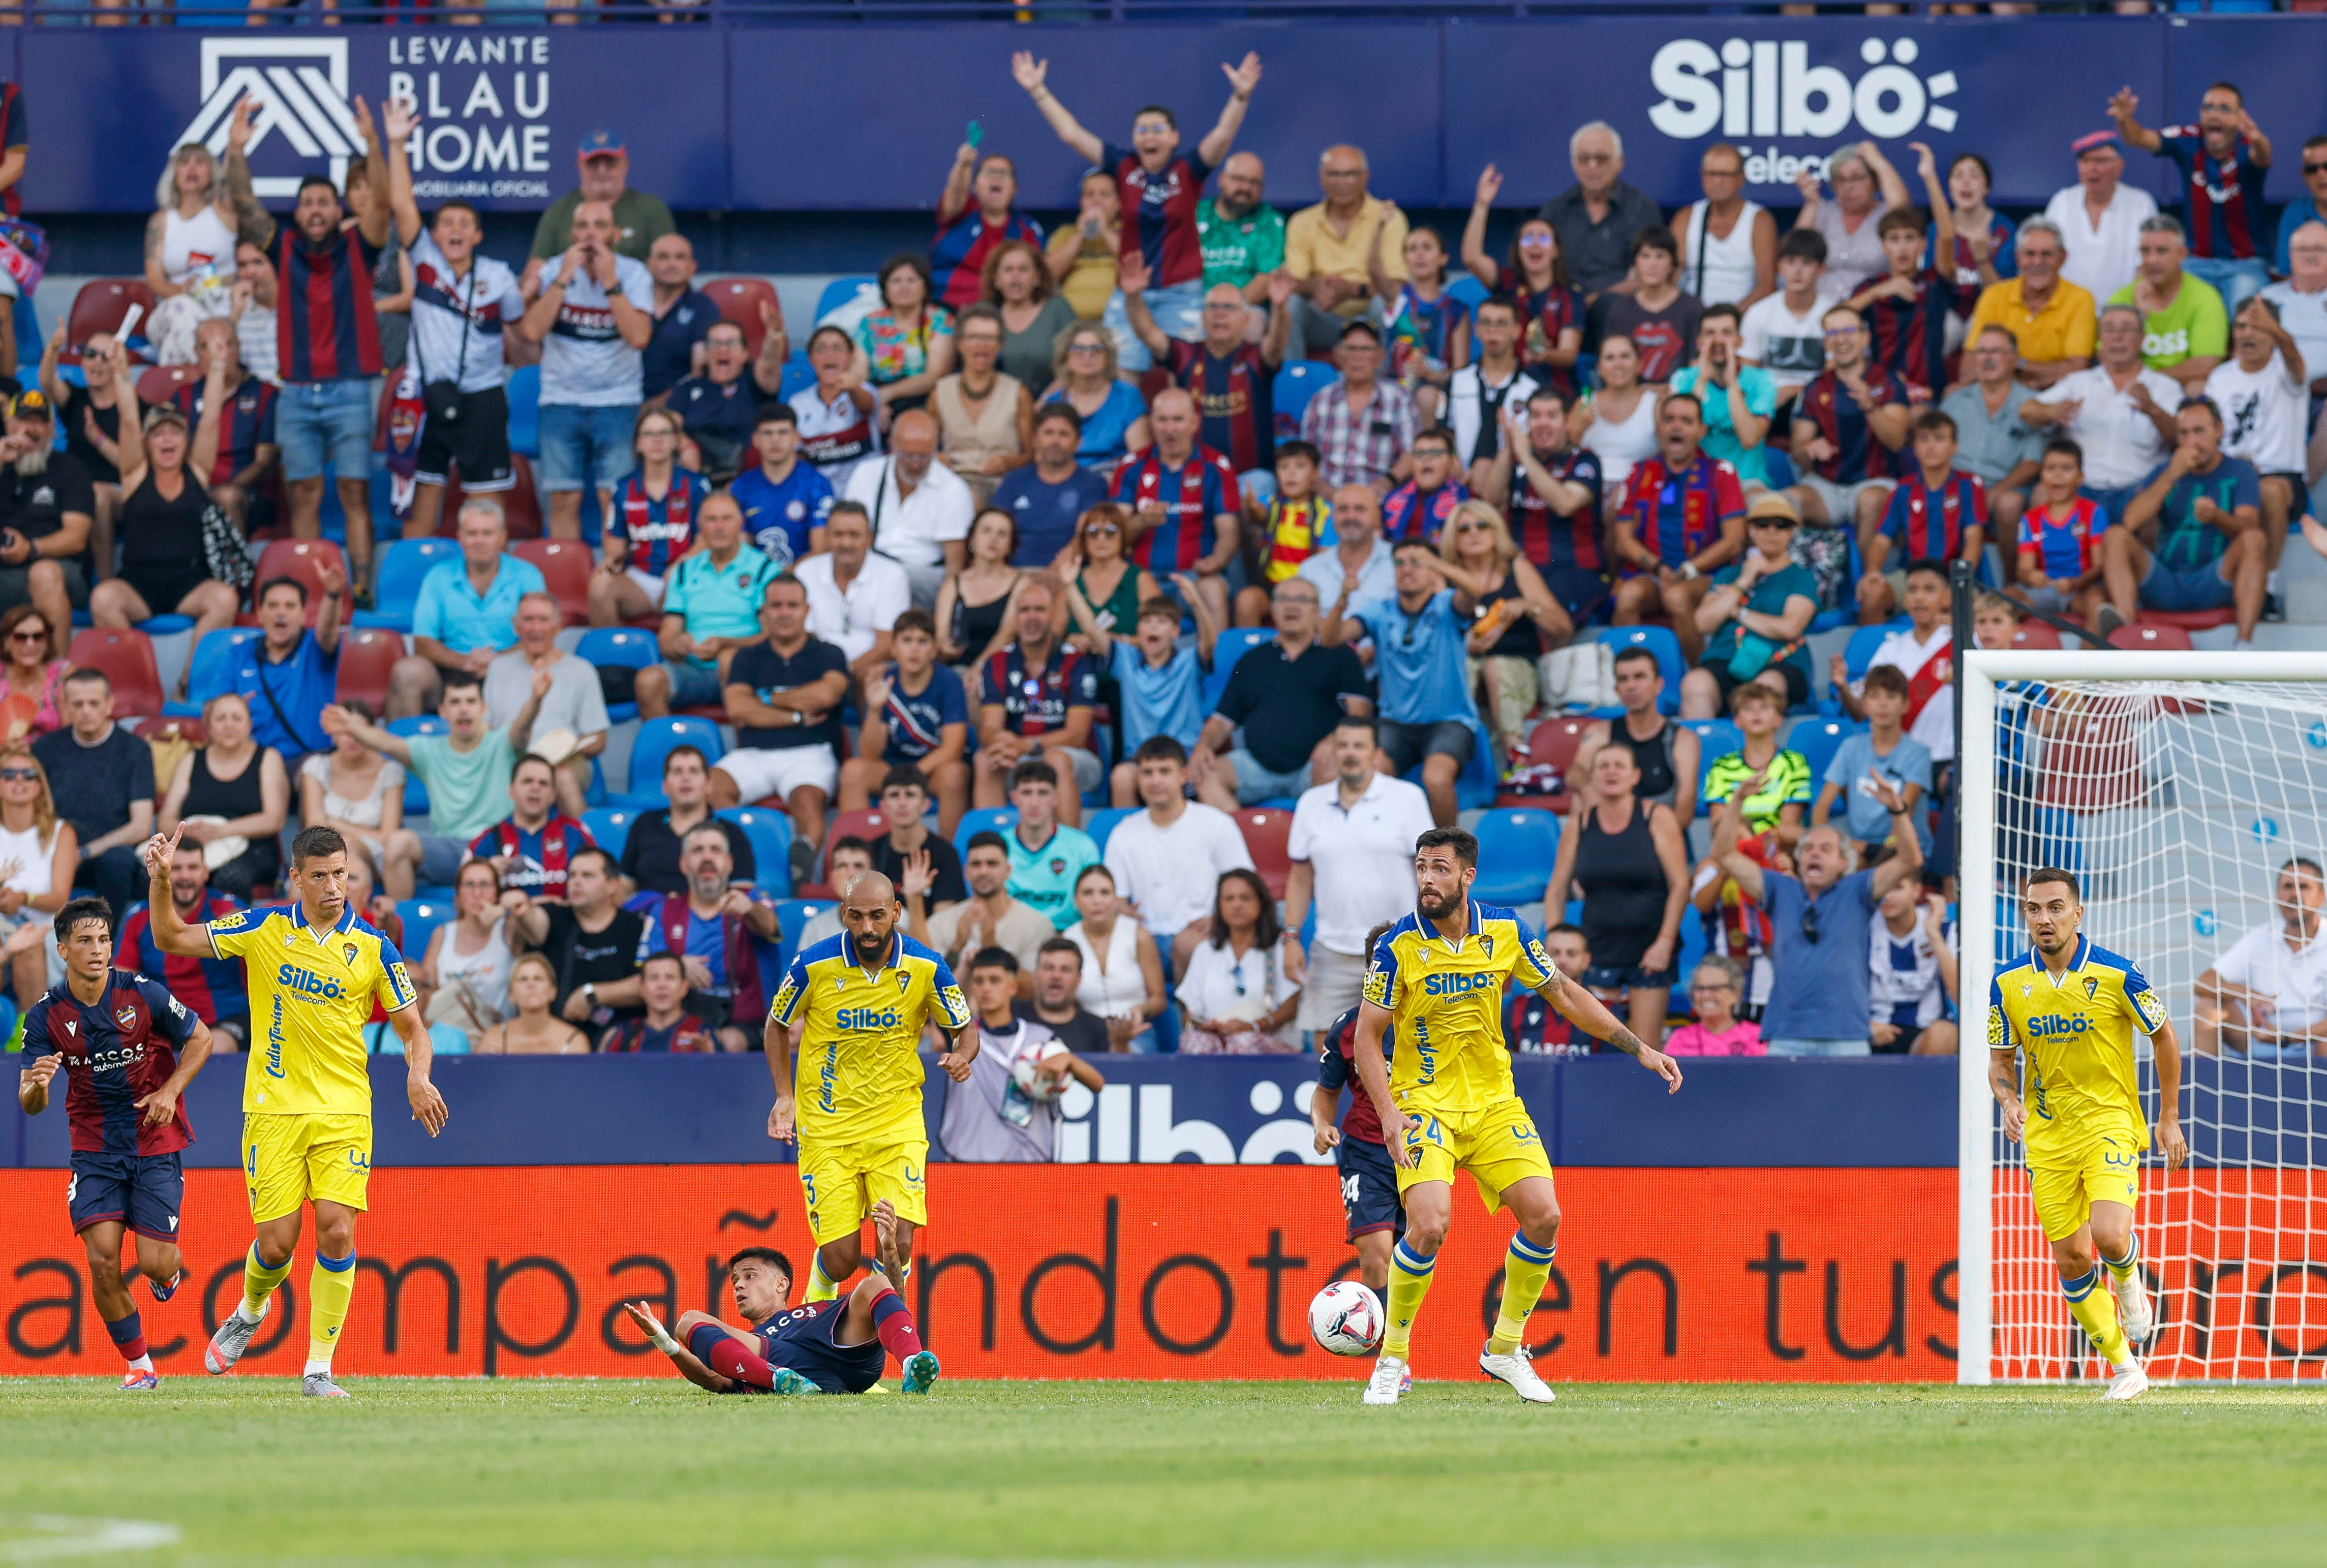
[{"left": 1959, "top": 651, "right": 2327, "bottom": 1386}]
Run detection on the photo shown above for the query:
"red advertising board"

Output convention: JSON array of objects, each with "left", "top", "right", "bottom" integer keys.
[{"left": 1, "top": 1166, "right": 1963, "bottom": 1381}]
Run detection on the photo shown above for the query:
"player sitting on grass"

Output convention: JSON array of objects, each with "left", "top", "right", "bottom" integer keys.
[{"left": 623, "top": 1200, "right": 938, "bottom": 1396}]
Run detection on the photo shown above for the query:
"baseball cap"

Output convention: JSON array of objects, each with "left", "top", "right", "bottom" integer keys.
[
  {"left": 577, "top": 130, "right": 624, "bottom": 159},
  {"left": 1746, "top": 490, "right": 1801, "bottom": 525},
  {"left": 142, "top": 405, "right": 189, "bottom": 436},
  {"left": 2072, "top": 131, "right": 2124, "bottom": 159},
  {"left": 9, "top": 388, "right": 52, "bottom": 423}
]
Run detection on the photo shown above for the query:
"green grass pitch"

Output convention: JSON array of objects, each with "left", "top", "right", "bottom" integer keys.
[{"left": 5, "top": 1377, "right": 2325, "bottom": 1564}]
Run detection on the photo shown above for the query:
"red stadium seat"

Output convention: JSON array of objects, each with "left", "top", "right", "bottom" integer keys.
[
  {"left": 1499, "top": 717, "right": 1593, "bottom": 813},
  {"left": 441, "top": 454, "right": 543, "bottom": 540},
  {"left": 2111, "top": 622, "right": 2197, "bottom": 652},
  {"left": 68, "top": 628, "right": 165, "bottom": 719},
  {"left": 2011, "top": 620, "right": 2061, "bottom": 651},
  {"left": 67, "top": 278, "right": 156, "bottom": 353},
  {"left": 512, "top": 538, "right": 593, "bottom": 626},
  {"left": 334, "top": 627, "right": 407, "bottom": 715},
  {"left": 125, "top": 714, "right": 207, "bottom": 747},
  {"left": 820, "top": 808, "right": 891, "bottom": 876},
  {"left": 700, "top": 277, "right": 781, "bottom": 359},
  {"left": 2134, "top": 609, "right": 2232, "bottom": 634},
  {"left": 1235, "top": 808, "right": 1294, "bottom": 900},
  {"left": 135, "top": 364, "right": 201, "bottom": 407},
  {"left": 250, "top": 539, "right": 347, "bottom": 623}
]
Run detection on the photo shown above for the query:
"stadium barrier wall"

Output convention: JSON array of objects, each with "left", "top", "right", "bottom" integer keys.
[
  {"left": 6, "top": 1056, "right": 1960, "bottom": 1170},
  {"left": 0, "top": 1166, "right": 1965, "bottom": 1382},
  {"left": 12, "top": 17, "right": 2319, "bottom": 217}
]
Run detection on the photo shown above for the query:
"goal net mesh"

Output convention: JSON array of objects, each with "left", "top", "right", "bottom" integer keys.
[{"left": 1981, "top": 674, "right": 2327, "bottom": 1384}]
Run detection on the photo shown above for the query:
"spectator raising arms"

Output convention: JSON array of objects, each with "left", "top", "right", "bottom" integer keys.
[
  {"left": 1013, "top": 47, "right": 1263, "bottom": 349},
  {"left": 144, "top": 98, "right": 261, "bottom": 365},
  {"left": 86, "top": 375, "right": 240, "bottom": 672},
  {"left": 1459, "top": 165, "right": 1583, "bottom": 399},
  {"left": 789, "top": 325, "right": 882, "bottom": 487},
  {"left": 1122, "top": 250, "right": 1291, "bottom": 491},
  {"left": 2108, "top": 80, "right": 2273, "bottom": 312},
  {"left": 1934, "top": 150, "right": 2015, "bottom": 322},
  {"left": 662, "top": 317, "right": 789, "bottom": 485},
  {"left": 1793, "top": 140, "right": 1912, "bottom": 298},
  {"left": 333, "top": 666, "right": 547, "bottom": 900},
  {"left": 933, "top": 143, "right": 1043, "bottom": 313},
  {"left": 1090, "top": 593, "right": 1214, "bottom": 807}
]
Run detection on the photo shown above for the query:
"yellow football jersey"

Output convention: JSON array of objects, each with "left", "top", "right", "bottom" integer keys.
[
  {"left": 210, "top": 904, "right": 417, "bottom": 1118},
  {"left": 1988, "top": 934, "right": 2164, "bottom": 1159},
  {"left": 770, "top": 931, "right": 972, "bottom": 1146},
  {"left": 1362, "top": 902, "right": 1560, "bottom": 1115}
]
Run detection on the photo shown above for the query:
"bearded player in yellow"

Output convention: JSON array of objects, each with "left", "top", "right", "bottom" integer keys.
[
  {"left": 767, "top": 869, "right": 975, "bottom": 1305},
  {"left": 1351, "top": 827, "right": 1682, "bottom": 1405},
  {"left": 1989, "top": 867, "right": 2186, "bottom": 1400},
  {"left": 142, "top": 823, "right": 448, "bottom": 1397}
]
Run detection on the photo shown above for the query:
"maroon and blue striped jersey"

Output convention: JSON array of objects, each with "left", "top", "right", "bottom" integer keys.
[
  {"left": 1165, "top": 339, "right": 1274, "bottom": 474},
  {"left": 171, "top": 377, "right": 278, "bottom": 488},
  {"left": 1106, "top": 145, "right": 1214, "bottom": 291},
  {"left": 121, "top": 896, "right": 248, "bottom": 1029},
  {"left": 1111, "top": 443, "right": 1240, "bottom": 572},
  {"left": 22, "top": 971, "right": 199, "bottom": 1157},
  {"left": 1796, "top": 368, "right": 1912, "bottom": 483},
  {"left": 979, "top": 642, "right": 1098, "bottom": 739},
  {"left": 1517, "top": 285, "right": 1586, "bottom": 399},
  {"left": 1880, "top": 470, "right": 1987, "bottom": 563},
  {"left": 470, "top": 814, "right": 596, "bottom": 899},
  {"left": 2159, "top": 128, "right": 2267, "bottom": 262},
  {"left": 1510, "top": 447, "right": 1604, "bottom": 573},
  {"left": 1860, "top": 271, "right": 1948, "bottom": 398},
  {"left": 1381, "top": 479, "right": 1471, "bottom": 545},
  {"left": 932, "top": 209, "right": 1043, "bottom": 311},
  {"left": 1619, "top": 453, "right": 1744, "bottom": 570},
  {"left": 272, "top": 227, "right": 383, "bottom": 384},
  {"left": 609, "top": 468, "right": 710, "bottom": 577}
]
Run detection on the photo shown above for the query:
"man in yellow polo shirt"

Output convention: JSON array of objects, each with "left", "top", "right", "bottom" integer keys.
[
  {"left": 1284, "top": 144, "right": 1406, "bottom": 356},
  {"left": 1969, "top": 219, "right": 2096, "bottom": 391}
]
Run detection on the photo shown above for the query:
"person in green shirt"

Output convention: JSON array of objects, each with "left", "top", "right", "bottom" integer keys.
[
  {"left": 1668, "top": 305, "right": 1776, "bottom": 487},
  {"left": 1196, "top": 152, "right": 1285, "bottom": 304},
  {"left": 2107, "top": 214, "right": 2227, "bottom": 394},
  {"left": 1681, "top": 493, "right": 1821, "bottom": 716},
  {"left": 1696, "top": 680, "right": 1812, "bottom": 838},
  {"left": 527, "top": 130, "right": 676, "bottom": 283}
]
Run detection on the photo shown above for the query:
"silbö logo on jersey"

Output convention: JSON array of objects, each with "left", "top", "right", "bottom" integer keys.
[
  {"left": 278, "top": 964, "right": 349, "bottom": 1002},
  {"left": 2027, "top": 1014, "right": 2091, "bottom": 1038}
]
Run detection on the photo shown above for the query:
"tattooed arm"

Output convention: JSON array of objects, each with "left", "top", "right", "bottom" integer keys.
[
  {"left": 1539, "top": 967, "right": 1683, "bottom": 1092},
  {"left": 222, "top": 97, "right": 275, "bottom": 251}
]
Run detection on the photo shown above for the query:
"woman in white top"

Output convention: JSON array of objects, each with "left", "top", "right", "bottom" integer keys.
[
  {"left": 0, "top": 747, "right": 75, "bottom": 1007},
  {"left": 477, "top": 952, "right": 591, "bottom": 1056},
  {"left": 419, "top": 859, "right": 514, "bottom": 1050},
  {"left": 1674, "top": 144, "right": 1777, "bottom": 309},
  {"left": 1795, "top": 142, "right": 1912, "bottom": 297},
  {"left": 145, "top": 112, "right": 254, "bottom": 365},
  {"left": 1063, "top": 864, "right": 1165, "bottom": 1053},
  {"left": 1175, "top": 869, "right": 1300, "bottom": 1055},
  {"left": 299, "top": 699, "right": 405, "bottom": 873},
  {"left": 1572, "top": 335, "right": 1658, "bottom": 496}
]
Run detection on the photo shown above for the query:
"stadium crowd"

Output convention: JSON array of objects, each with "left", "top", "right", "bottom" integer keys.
[{"left": 2, "top": 49, "right": 2324, "bottom": 1100}]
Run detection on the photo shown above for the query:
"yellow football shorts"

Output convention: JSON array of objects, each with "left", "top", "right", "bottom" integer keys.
[
  {"left": 2028, "top": 1124, "right": 2142, "bottom": 1242},
  {"left": 1393, "top": 1098, "right": 1553, "bottom": 1213},
  {"left": 797, "top": 1138, "right": 929, "bottom": 1244},
  {"left": 243, "top": 1113, "right": 373, "bottom": 1224}
]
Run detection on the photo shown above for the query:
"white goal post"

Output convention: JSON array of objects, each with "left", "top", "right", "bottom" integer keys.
[{"left": 1959, "top": 649, "right": 2327, "bottom": 1386}]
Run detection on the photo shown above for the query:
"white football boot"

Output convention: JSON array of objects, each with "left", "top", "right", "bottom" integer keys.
[
  {"left": 2112, "top": 1270, "right": 2155, "bottom": 1346},
  {"left": 2101, "top": 1359, "right": 2150, "bottom": 1401},
  {"left": 1480, "top": 1342, "right": 1556, "bottom": 1403},
  {"left": 1362, "top": 1355, "right": 1407, "bottom": 1405}
]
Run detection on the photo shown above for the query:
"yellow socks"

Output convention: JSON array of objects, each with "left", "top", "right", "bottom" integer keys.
[
  {"left": 805, "top": 1252, "right": 841, "bottom": 1304},
  {"left": 241, "top": 1244, "right": 293, "bottom": 1319},
  {"left": 1488, "top": 1234, "right": 1557, "bottom": 1357},
  {"left": 2064, "top": 1266, "right": 2129, "bottom": 1365},
  {"left": 2101, "top": 1235, "right": 2140, "bottom": 1284},
  {"left": 307, "top": 1250, "right": 357, "bottom": 1372},
  {"left": 1382, "top": 1239, "right": 1436, "bottom": 1362}
]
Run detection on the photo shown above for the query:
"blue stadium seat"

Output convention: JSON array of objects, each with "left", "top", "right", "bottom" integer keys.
[
  {"left": 774, "top": 899, "right": 831, "bottom": 978},
  {"left": 1271, "top": 361, "right": 1340, "bottom": 438},
  {"left": 1445, "top": 274, "right": 1489, "bottom": 311},
  {"left": 1202, "top": 627, "right": 1274, "bottom": 710},
  {"left": 718, "top": 807, "right": 795, "bottom": 895},
  {"left": 367, "top": 1020, "right": 473, "bottom": 1057},
  {"left": 505, "top": 364, "right": 540, "bottom": 457},
  {"left": 576, "top": 627, "right": 660, "bottom": 724},
  {"left": 814, "top": 275, "right": 878, "bottom": 324},
  {"left": 1591, "top": 626, "right": 1683, "bottom": 714},
  {"left": 385, "top": 716, "right": 447, "bottom": 815},
  {"left": 1786, "top": 717, "right": 1862, "bottom": 786},
  {"left": 1081, "top": 807, "right": 1137, "bottom": 855},
  {"left": 182, "top": 626, "right": 263, "bottom": 706},
  {"left": 627, "top": 717, "right": 724, "bottom": 800},
  {"left": 1468, "top": 809, "right": 1561, "bottom": 905},
  {"left": 1673, "top": 914, "right": 1711, "bottom": 1006},
  {"left": 357, "top": 539, "right": 460, "bottom": 632},
  {"left": 140, "top": 615, "right": 195, "bottom": 636},
  {"left": 1678, "top": 719, "right": 1744, "bottom": 814},
  {"left": 395, "top": 898, "right": 457, "bottom": 962},
  {"left": 1842, "top": 619, "right": 1909, "bottom": 684},
  {"left": 581, "top": 806, "right": 644, "bottom": 862},
  {"left": 953, "top": 806, "right": 1017, "bottom": 858},
  {"left": 777, "top": 353, "right": 814, "bottom": 399}
]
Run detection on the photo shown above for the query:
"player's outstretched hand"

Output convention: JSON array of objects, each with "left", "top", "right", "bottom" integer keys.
[
  {"left": 1638, "top": 1044, "right": 1683, "bottom": 1094},
  {"left": 408, "top": 1073, "right": 449, "bottom": 1136},
  {"left": 622, "top": 1300, "right": 682, "bottom": 1356},
  {"left": 2158, "top": 1113, "right": 2189, "bottom": 1172},
  {"left": 768, "top": 1093, "right": 795, "bottom": 1142}
]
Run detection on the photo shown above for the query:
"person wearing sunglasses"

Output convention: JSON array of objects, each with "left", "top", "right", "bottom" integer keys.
[
  {"left": 0, "top": 603, "right": 62, "bottom": 747},
  {"left": 1711, "top": 752, "right": 1921, "bottom": 1059}
]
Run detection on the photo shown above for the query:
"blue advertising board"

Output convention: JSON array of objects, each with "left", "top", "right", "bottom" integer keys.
[{"left": 4, "top": 20, "right": 2321, "bottom": 212}]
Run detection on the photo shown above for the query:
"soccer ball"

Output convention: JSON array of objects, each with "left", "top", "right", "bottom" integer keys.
[
  {"left": 1011, "top": 1051, "right": 1067, "bottom": 1104},
  {"left": 1307, "top": 1280, "right": 1384, "bottom": 1357}
]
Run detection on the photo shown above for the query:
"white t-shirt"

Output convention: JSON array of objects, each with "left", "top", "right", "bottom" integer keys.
[
  {"left": 1103, "top": 802, "right": 1256, "bottom": 939},
  {"left": 538, "top": 252, "right": 653, "bottom": 407},
  {"left": 2206, "top": 352, "right": 2307, "bottom": 477},
  {"left": 2211, "top": 919, "right": 2327, "bottom": 1036},
  {"left": 1286, "top": 772, "right": 1434, "bottom": 956},
  {"left": 2260, "top": 281, "right": 2327, "bottom": 397},
  {"left": 408, "top": 231, "right": 526, "bottom": 394},
  {"left": 2040, "top": 364, "right": 2183, "bottom": 490},
  {"left": 1864, "top": 622, "right": 1954, "bottom": 761},
  {"left": 1175, "top": 938, "right": 1298, "bottom": 1024},
  {"left": 1867, "top": 913, "right": 1955, "bottom": 1032},
  {"left": 841, "top": 456, "right": 975, "bottom": 570},
  {"left": 1740, "top": 291, "right": 1829, "bottom": 392},
  {"left": 792, "top": 550, "right": 911, "bottom": 664},
  {"left": 483, "top": 649, "right": 610, "bottom": 739},
  {"left": 2044, "top": 182, "right": 2158, "bottom": 309}
]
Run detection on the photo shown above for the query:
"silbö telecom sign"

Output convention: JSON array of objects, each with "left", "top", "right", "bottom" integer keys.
[{"left": 1648, "top": 36, "right": 1962, "bottom": 187}]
